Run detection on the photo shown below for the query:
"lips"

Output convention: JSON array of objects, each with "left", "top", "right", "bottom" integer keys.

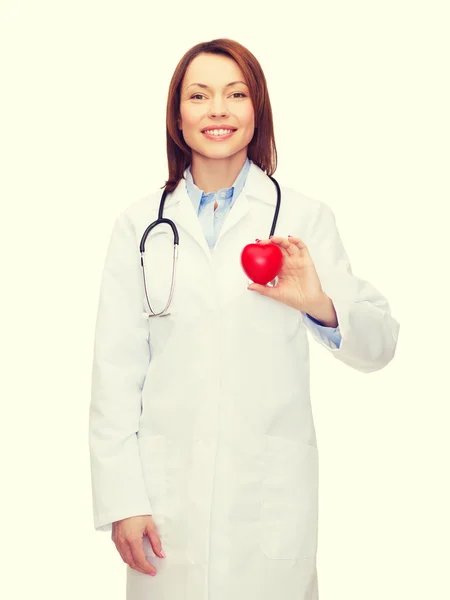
[
  {"left": 202, "top": 129, "right": 237, "bottom": 141},
  {"left": 201, "top": 127, "right": 237, "bottom": 133}
]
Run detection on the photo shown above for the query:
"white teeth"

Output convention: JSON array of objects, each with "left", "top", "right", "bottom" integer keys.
[{"left": 203, "top": 129, "right": 234, "bottom": 136}]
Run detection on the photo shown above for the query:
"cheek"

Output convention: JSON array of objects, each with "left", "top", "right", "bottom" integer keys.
[
  {"left": 179, "top": 105, "right": 203, "bottom": 130},
  {"left": 238, "top": 104, "right": 255, "bottom": 129}
]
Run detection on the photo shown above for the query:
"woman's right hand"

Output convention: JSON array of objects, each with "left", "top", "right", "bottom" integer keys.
[{"left": 112, "top": 515, "right": 165, "bottom": 576}]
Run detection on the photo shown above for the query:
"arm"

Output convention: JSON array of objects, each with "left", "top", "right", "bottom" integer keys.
[
  {"left": 304, "top": 312, "right": 342, "bottom": 349},
  {"left": 89, "top": 211, "right": 152, "bottom": 532},
  {"left": 301, "top": 201, "right": 399, "bottom": 372}
]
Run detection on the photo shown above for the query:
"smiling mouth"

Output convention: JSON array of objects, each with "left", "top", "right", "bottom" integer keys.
[{"left": 202, "top": 128, "right": 237, "bottom": 139}]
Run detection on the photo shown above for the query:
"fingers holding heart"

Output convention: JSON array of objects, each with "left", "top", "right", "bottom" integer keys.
[
  {"left": 268, "top": 236, "right": 300, "bottom": 257},
  {"left": 255, "top": 237, "right": 290, "bottom": 260},
  {"left": 286, "top": 235, "right": 307, "bottom": 252},
  {"left": 254, "top": 235, "right": 309, "bottom": 263}
]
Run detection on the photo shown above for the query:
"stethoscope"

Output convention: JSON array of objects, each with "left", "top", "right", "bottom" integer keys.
[{"left": 140, "top": 175, "right": 281, "bottom": 318}]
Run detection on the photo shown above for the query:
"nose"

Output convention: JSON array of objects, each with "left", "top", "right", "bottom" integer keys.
[{"left": 208, "top": 97, "right": 229, "bottom": 118}]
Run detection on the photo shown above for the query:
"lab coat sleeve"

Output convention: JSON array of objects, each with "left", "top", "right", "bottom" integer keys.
[
  {"left": 304, "top": 313, "right": 342, "bottom": 348},
  {"left": 89, "top": 210, "right": 152, "bottom": 532},
  {"left": 300, "top": 201, "right": 400, "bottom": 373}
]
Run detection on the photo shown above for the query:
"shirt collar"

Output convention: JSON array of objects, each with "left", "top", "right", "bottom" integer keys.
[{"left": 185, "top": 157, "right": 251, "bottom": 214}]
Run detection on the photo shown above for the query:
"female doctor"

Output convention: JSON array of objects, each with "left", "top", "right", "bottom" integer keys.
[{"left": 89, "top": 38, "right": 400, "bottom": 600}]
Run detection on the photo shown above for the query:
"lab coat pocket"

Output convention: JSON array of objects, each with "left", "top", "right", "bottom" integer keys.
[
  {"left": 146, "top": 313, "right": 176, "bottom": 359},
  {"left": 260, "top": 435, "right": 319, "bottom": 560}
]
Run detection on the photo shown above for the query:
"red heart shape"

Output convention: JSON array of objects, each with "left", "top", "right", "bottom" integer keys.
[{"left": 240, "top": 243, "right": 283, "bottom": 285}]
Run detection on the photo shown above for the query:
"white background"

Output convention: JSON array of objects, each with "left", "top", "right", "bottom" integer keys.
[{"left": 1, "top": 0, "right": 448, "bottom": 598}]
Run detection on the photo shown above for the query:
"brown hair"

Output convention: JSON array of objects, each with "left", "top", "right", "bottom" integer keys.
[{"left": 163, "top": 38, "right": 277, "bottom": 193}]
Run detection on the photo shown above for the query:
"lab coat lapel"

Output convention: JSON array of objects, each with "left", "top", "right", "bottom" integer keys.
[
  {"left": 214, "top": 162, "right": 280, "bottom": 310},
  {"left": 161, "top": 175, "right": 213, "bottom": 266},
  {"left": 160, "top": 161, "right": 278, "bottom": 268},
  {"left": 214, "top": 191, "right": 249, "bottom": 246},
  {"left": 217, "top": 161, "right": 278, "bottom": 246}
]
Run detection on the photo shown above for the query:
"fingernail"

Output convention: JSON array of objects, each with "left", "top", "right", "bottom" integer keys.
[
  {"left": 150, "top": 573, "right": 156, "bottom": 576},
  {"left": 160, "top": 550, "right": 166, "bottom": 558}
]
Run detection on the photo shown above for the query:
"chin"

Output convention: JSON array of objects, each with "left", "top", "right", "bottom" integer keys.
[
  {"left": 193, "top": 146, "right": 240, "bottom": 161},
  {"left": 186, "top": 131, "right": 250, "bottom": 160}
]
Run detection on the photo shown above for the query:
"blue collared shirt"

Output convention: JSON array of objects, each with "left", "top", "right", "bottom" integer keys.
[
  {"left": 185, "top": 158, "right": 342, "bottom": 348},
  {"left": 185, "top": 157, "right": 251, "bottom": 248}
]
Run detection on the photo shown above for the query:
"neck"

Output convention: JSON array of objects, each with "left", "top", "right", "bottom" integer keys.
[{"left": 189, "top": 149, "right": 247, "bottom": 193}]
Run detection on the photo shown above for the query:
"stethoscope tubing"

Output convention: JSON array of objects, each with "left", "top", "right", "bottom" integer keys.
[{"left": 140, "top": 175, "right": 281, "bottom": 317}]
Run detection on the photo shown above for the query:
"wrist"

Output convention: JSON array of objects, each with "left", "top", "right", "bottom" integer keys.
[{"left": 304, "top": 292, "right": 338, "bottom": 328}]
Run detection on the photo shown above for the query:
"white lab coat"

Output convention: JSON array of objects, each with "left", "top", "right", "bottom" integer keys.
[{"left": 89, "top": 161, "right": 399, "bottom": 600}]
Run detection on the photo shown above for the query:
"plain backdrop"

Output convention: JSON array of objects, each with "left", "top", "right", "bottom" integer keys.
[{"left": 1, "top": 0, "right": 449, "bottom": 598}]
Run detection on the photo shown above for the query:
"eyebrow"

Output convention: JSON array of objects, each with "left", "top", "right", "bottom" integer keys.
[{"left": 186, "top": 81, "right": 248, "bottom": 90}]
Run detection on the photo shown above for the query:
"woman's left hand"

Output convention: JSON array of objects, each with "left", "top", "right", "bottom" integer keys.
[{"left": 247, "top": 235, "right": 328, "bottom": 315}]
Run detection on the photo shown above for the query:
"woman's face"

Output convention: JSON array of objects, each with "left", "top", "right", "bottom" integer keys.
[{"left": 178, "top": 53, "right": 255, "bottom": 162}]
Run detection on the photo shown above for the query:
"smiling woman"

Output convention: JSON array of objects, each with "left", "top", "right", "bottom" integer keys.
[
  {"left": 89, "top": 37, "right": 400, "bottom": 600},
  {"left": 178, "top": 57, "right": 253, "bottom": 162},
  {"left": 177, "top": 58, "right": 253, "bottom": 191},
  {"left": 164, "top": 39, "right": 276, "bottom": 195}
]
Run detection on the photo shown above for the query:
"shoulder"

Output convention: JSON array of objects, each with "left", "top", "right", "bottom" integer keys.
[
  {"left": 122, "top": 188, "right": 163, "bottom": 222},
  {"left": 276, "top": 180, "right": 337, "bottom": 230},
  {"left": 108, "top": 188, "right": 164, "bottom": 241}
]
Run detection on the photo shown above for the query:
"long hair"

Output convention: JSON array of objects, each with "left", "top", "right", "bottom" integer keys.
[{"left": 163, "top": 38, "right": 277, "bottom": 192}]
